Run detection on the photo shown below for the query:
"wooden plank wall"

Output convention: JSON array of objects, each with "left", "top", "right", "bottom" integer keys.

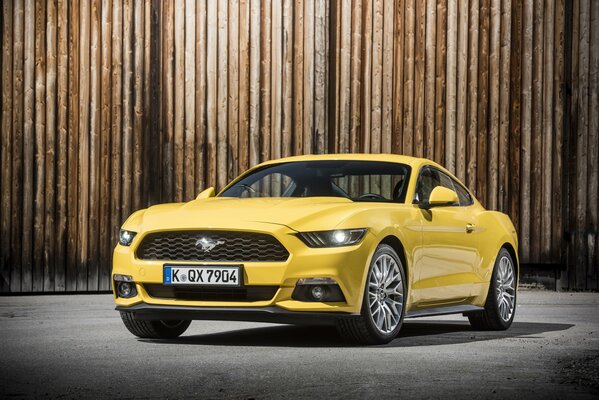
[{"left": 0, "top": 0, "right": 597, "bottom": 292}]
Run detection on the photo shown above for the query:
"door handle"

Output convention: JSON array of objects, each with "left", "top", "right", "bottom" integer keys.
[{"left": 466, "top": 223, "right": 475, "bottom": 233}]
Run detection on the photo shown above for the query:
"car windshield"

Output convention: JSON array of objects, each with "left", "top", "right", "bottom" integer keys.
[{"left": 219, "top": 160, "right": 411, "bottom": 203}]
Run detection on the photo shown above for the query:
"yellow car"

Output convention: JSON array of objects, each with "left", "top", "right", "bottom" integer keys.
[{"left": 113, "top": 154, "right": 518, "bottom": 344}]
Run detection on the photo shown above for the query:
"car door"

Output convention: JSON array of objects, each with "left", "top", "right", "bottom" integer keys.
[{"left": 412, "top": 166, "right": 480, "bottom": 306}]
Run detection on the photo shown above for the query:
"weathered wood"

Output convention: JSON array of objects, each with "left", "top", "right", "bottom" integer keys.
[
  {"left": 476, "top": 0, "right": 489, "bottom": 206},
  {"left": 314, "top": 0, "right": 327, "bottom": 153},
  {"left": 173, "top": 0, "right": 184, "bottom": 200},
  {"left": 88, "top": 0, "right": 101, "bottom": 291},
  {"left": 466, "top": 0, "right": 479, "bottom": 192},
  {"left": 487, "top": 0, "right": 500, "bottom": 210},
  {"left": 444, "top": 0, "right": 456, "bottom": 169},
  {"left": 303, "top": 0, "right": 313, "bottom": 153},
  {"left": 530, "top": 0, "right": 544, "bottom": 262},
  {"left": 433, "top": 0, "right": 445, "bottom": 164},
  {"left": 217, "top": 0, "right": 229, "bottom": 188},
  {"left": 66, "top": 0, "right": 79, "bottom": 292},
  {"left": 132, "top": 0, "right": 144, "bottom": 208},
  {"left": 509, "top": 0, "right": 522, "bottom": 235},
  {"left": 541, "top": 0, "right": 554, "bottom": 261},
  {"left": 77, "top": 0, "right": 90, "bottom": 291},
  {"left": 281, "top": 0, "right": 293, "bottom": 157},
  {"left": 238, "top": 0, "right": 250, "bottom": 167},
  {"left": 110, "top": 0, "right": 122, "bottom": 266},
  {"left": 370, "top": 0, "right": 383, "bottom": 155},
  {"left": 293, "top": 0, "right": 304, "bottom": 155},
  {"left": 338, "top": 0, "right": 352, "bottom": 153},
  {"left": 424, "top": 0, "right": 436, "bottom": 160},
  {"left": 184, "top": 0, "right": 195, "bottom": 199},
  {"left": 381, "top": 0, "right": 393, "bottom": 155},
  {"left": 1, "top": 0, "right": 13, "bottom": 292},
  {"left": 99, "top": 0, "right": 112, "bottom": 291},
  {"left": 350, "top": 0, "right": 362, "bottom": 154},
  {"left": 402, "top": 0, "right": 414, "bottom": 155},
  {"left": 196, "top": 0, "right": 207, "bottom": 190},
  {"left": 52, "top": 0, "right": 66, "bottom": 291},
  {"left": 520, "top": 0, "right": 533, "bottom": 263},
  {"left": 498, "top": 0, "right": 511, "bottom": 213},
  {"left": 206, "top": 0, "right": 217, "bottom": 187},
  {"left": 361, "top": 0, "right": 373, "bottom": 153},
  {"left": 228, "top": 0, "right": 239, "bottom": 179},
  {"left": 413, "top": 0, "right": 425, "bottom": 158},
  {"left": 588, "top": 0, "right": 599, "bottom": 288},
  {"left": 455, "top": 0, "right": 468, "bottom": 182},
  {"left": 270, "top": 0, "right": 282, "bottom": 162},
  {"left": 552, "top": 0, "right": 564, "bottom": 262},
  {"left": 162, "top": 0, "right": 174, "bottom": 197},
  {"left": 248, "top": 0, "right": 260, "bottom": 165},
  {"left": 44, "top": 0, "right": 57, "bottom": 292}
]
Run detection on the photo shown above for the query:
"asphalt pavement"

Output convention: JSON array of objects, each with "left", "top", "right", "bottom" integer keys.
[{"left": 1, "top": 291, "right": 598, "bottom": 399}]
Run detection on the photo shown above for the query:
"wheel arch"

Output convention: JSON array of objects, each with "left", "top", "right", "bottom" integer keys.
[
  {"left": 500, "top": 242, "right": 520, "bottom": 281},
  {"left": 379, "top": 235, "right": 409, "bottom": 288}
]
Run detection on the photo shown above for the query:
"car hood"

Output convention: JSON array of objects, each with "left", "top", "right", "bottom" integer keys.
[{"left": 135, "top": 197, "right": 365, "bottom": 233}]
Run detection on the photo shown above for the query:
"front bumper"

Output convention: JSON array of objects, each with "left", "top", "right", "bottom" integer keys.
[
  {"left": 113, "top": 224, "right": 376, "bottom": 315},
  {"left": 116, "top": 303, "right": 356, "bottom": 326}
]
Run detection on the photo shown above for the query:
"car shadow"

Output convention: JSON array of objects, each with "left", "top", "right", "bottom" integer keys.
[{"left": 138, "top": 320, "right": 574, "bottom": 348}]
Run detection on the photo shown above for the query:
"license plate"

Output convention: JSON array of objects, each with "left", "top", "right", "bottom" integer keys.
[{"left": 163, "top": 265, "right": 241, "bottom": 287}]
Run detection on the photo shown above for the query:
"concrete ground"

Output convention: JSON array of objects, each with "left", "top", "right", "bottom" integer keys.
[{"left": 0, "top": 291, "right": 598, "bottom": 399}]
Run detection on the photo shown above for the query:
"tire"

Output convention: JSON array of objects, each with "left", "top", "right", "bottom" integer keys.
[
  {"left": 120, "top": 311, "right": 191, "bottom": 339},
  {"left": 468, "top": 248, "right": 517, "bottom": 331},
  {"left": 336, "top": 244, "right": 407, "bottom": 345}
]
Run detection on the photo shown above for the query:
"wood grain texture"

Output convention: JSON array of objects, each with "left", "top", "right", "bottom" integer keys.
[{"left": 1, "top": 0, "right": 597, "bottom": 291}]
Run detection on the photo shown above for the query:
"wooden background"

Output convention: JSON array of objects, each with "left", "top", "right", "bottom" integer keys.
[{"left": 1, "top": 0, "right": 598, "bottom": 292}]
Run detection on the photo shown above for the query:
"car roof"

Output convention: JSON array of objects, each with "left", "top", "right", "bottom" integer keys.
[{"left": 255, "top": 153, "right": 432, "bottom": 168}]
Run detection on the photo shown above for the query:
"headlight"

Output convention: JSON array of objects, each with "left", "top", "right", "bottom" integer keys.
[
  {"left": 119, "top": 229, "right": 137, "bottom": 246},
  {"left": 297, "top": 228, "right": 367, "bottom": 248}
]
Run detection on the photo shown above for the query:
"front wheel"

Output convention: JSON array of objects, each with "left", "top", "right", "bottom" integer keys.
[
  {"left": 336, "top": 244, "right": 407, "bottom": 345},
  {"left": 120, "top": 311, "right": 191, "bottom": 339},
  {"left": 468, "top": 248, "right": 517, "bottom": 330}
]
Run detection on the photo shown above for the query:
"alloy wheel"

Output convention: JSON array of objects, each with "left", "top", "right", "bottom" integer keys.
[
  {"left": 496, "top": 256, "right": 516, "bottom": 322},
  {"left": 367, "top": 254, "right": 404, "bottom": 334}
]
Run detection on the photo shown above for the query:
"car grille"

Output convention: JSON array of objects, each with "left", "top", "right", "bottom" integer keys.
[
  {"left": 135, "top": 230, "right": 289, "bottom": 262},
  {"left": 143, "top": 284, "right": 279, "bottom": 302}
]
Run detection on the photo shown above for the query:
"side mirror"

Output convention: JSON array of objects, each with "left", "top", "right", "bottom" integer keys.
[
  {"left": 196, "top": 187, "right": 216, "bottom": 200},
  {"left": 420, "top": 186, "right": 458, "bottom": 209}
]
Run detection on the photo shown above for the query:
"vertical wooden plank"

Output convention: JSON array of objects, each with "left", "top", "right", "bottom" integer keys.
[
  {"left": 433, "top": 0, "right": 446, "bottom": 164},
  {"left": 142, "top": 0, "right": 150, "bottom": 206},
  {"left": 173, "top": 0, "right": 184, "bottom": 200},
  {"left": 206, "top": 0, "right": 217, "bottom": 186},
  {"left": 132, "top": 0, "right": 144, "bottom": 208},
  {"left": 303, "top": 0, "right": 313, "bottom": 153},
  {"left": 401, "top": 0, "right": 413, "bottom": 155},
  {"left": 487, "top": 0, "right": 500, "bottom": 210},
  {"left": 121, "top": 0, "right": 133, "bottom": 224},
  {"left": 361, "top": 0, "right": 373, "bottom": 153},
  {"left": 196, "top": 0, "right": 207, "bottom": 189},
  {"left": 541, "top": 0, "right": 554, "bottom": 261},
  {"left": 338, "top": 0, "right": 351, "bottom": 153},
  {"left": 270, "top": 0, "right": 281, "bottom": 161},
  {"left": 530, "top": 0, "right": 544, "bottom": 262},
  {"left": 33, "top": 0, "right": 46, "bottom": 292},
  {"left": 228, "top": 0, "right": 239, "bottom": 178},
  {"left": 148, "top": 0, "right": 161, "bottom": 203},
  {"left": 455, "top": 0, "right": 468, "bottom": 181},
  {"left": 22, "top": 0, "right": 35, "bottom": 292},
  {"left": 238, "top": 0, "right": 250, "bottom": 167},
  {"left": 476, "top": 0, "right": 489, "bottom": 205},
  {"left": 349, "top": 0, "right": 362, "bottom": 154},
  {"left": 444, "top": 0, "right": 456, "bottom": 168},
  {"left": 413, "top": 0, "right": 424, "bottom": 157},
  {"left": 552, "top": 0, "right": 564, "bottom": 263},
  {"left": 162, "top": 0, "right": 174, "bottom": 197},
  {"left": 99, "top": 0, "right": 112, "bottom": 291},
  {"left": 520, "top": 0, "right": 532, "bottom": 263},
  {"left": 88, "top": 0, "right": 100, "bottom": 291},
  {"left": 576, "top": 0, "right": 589, "bottom": 288},
  {"left": 370, "top": 0, "right": 382, "bottom": 156},
  {"left": 466, "top": 0, "right": 479, "bottom": 191},
  {"left": 314, "top": 0, "right": 327, "bottom": 153},
  {"left": 217, "top": 0, "right": 228, "bottom": 186},
  {"left": 66, "top": 0, "right": 79, "bottom": 292},
  {"left": 184, "top": 0, "right": 196, "bottom": 198},
  {"left": 391, "top": 0, "right": 403, "bottom": 154},
  {"left": 293, "top": 0, "right": 304, "bottom": 155},
  {"left": 498, "top": 0, "right": 511, "bottom": 213},
  {"left": 1, "top": 0, "right": 13, "bottom": 292},
  {"left": 77, "top": 0, "right": 90, "bottom": 291},
  {"left": 509, "top": 0, "right": 522, "bottom": 235},
  {"left": 381, "top": 0, "right": 393, "bottom": 155},
  {"left": 424, "top": 0, "right": 436, "bottom": 160},
  {"left": 110, "top": 0, "right": 122, "bottom": 261},
  {"left": 248, "top": 0, "right": 260, "bottom": 165},
  {"left": 44, "top": 0, "right": 57, "bottom": 291},
  {"left": 588, "top": 0, "right": 599, "bottom": 288},
  {"left": 54, "top": 0, "right": 68, "bottom": 291},
  {"left": 281, "top": 0, "right": 293, "bottom": 157}
]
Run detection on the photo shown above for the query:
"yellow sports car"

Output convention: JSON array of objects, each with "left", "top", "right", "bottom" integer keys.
[{"left": 113, "top": 154, "right": 518, "bottom": 344}]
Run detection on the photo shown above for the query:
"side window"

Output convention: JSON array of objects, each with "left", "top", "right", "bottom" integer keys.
[
  {"left": 451, "top": 179, "right": 474, "bottom": 206},
  {"left": 414, "top": 167, "right": 459, "bottom": 204}
]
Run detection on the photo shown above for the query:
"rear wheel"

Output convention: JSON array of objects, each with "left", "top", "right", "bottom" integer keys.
[
  {"left": 468, "top": 248, "right": 517, "bottom": 330},
  {"left": 336, "top": 244, "right": 406, "bottom": 345},
  {"left": 120, "top": 311, "right": 191, "bottom": 339}
]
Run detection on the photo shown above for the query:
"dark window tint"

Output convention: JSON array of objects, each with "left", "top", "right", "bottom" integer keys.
[
  {"left": 414, "top": 167, "right": 456, "bottom": 204},
  {"left": 452, "top": 180, "right": 473, "bottom": 206}
]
